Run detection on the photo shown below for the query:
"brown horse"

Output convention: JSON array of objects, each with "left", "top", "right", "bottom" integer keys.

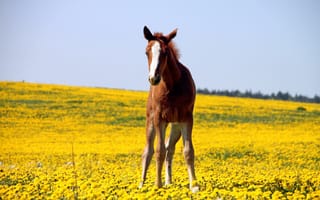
[{"left": 140, "top": 26, "right": 199, "bottom": 192}]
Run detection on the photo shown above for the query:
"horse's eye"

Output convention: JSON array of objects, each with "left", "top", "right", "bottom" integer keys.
[{"left": 145, "top": 52, "right": 148, "bottom": 56}]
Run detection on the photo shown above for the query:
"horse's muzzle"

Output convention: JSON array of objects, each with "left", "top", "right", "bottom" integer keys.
[{"left": 149, "top": 75, "right": 161, "bottom": 85}]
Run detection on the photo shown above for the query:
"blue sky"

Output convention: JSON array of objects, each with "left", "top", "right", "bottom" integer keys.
[{"left": 1, "top": 0, "right": 319, "bottom": 97}]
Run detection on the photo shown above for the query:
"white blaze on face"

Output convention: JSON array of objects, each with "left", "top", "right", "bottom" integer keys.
[{"left": 149, "top": 41, "right": 161, "bottom": 80}]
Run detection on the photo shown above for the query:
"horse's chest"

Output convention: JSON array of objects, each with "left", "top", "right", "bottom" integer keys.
[
  {"left": 160, "top": 105, "right": 179, "bottom": 122},
  {"left": 155, "top": 96, "right": 190, "bottom": 122}
]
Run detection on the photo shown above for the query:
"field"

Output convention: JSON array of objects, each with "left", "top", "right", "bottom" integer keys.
[{"left": 0, "top": 81, "right": 320, "bottom": 199}]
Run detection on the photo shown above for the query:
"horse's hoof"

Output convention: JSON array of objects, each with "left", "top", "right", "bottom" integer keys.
[
  {"left": 155, "top": 183, "right": 163, "bottom": 188},
  {"left": 138, "top": 182, "right": 144, "bottom": 189},
  {"left": 191, "top": 186, "right": 199, "bottom": 193}
]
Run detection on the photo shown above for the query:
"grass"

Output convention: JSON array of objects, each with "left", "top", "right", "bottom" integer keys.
[{"left": 0, "top": 81, "right": 320, "bottom": 199}]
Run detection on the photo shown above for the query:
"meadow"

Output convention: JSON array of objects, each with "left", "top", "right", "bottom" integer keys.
[{"left": 0, "top": 81, "right": 320, "bottom": 199}]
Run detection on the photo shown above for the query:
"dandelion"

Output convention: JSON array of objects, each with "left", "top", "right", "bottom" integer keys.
[{"left": 0, "top": 82, "right": 319, "bottom": 199}]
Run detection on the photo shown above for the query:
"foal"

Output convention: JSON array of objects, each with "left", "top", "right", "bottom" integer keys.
[{"left": 140, "top": 26, "right": 198, "bottom": 192}]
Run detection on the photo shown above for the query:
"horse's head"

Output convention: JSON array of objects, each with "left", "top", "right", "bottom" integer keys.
[{"left": 143, "top": 26, "right": 177, "bottom": 85}]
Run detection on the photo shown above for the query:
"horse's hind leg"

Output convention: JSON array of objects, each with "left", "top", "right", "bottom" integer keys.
[
  {"left": 140, "top": 121, "right": 155, "bottom": 188},
  {"left": 165, "top": 123, "right": 181, "bottom": 185},
  {"left": 181, "top": 121, "right": 199, "bottom": 193}
]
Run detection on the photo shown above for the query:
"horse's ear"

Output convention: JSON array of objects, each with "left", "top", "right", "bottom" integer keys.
[
  {"left": 166, "top": 28, "right": 178, "bottom": 43},
  {"left": 144, "top": 26, "right": 154, "bottom": 41}
]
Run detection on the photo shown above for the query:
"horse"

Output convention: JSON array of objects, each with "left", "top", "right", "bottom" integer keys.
[{"left": 139, "top": 26, "right": 199, "bottom": 192}]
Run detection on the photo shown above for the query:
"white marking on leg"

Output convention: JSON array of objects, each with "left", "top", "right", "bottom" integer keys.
[{"left": 149, "top": 41, "right": 161, "bottom": 80}]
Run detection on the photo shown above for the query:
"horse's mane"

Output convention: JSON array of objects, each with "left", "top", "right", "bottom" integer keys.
[{"left": 154, "top": 32, "right": 180, "bottom": 60}]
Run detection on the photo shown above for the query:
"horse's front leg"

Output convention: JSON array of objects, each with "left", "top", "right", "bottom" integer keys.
[
  {"left": 140, "top": 118, "right": 155, "bottom": 188},
  {"left": 155, "top": 121, "right": 167, "bottom": 188}
]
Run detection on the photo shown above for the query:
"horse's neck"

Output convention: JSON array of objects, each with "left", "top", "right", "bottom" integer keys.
[{"left": 162, "top": 50, "right": 181, "bottom": 90}]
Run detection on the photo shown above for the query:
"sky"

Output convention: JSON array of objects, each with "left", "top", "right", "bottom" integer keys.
[{"left": 1, "top": 0, "right": 319, "bottom": 97}]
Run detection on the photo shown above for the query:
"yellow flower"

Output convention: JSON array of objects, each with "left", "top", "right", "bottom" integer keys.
[{"left": 1, "top": 81, "right": 319, "bottom": 199}]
